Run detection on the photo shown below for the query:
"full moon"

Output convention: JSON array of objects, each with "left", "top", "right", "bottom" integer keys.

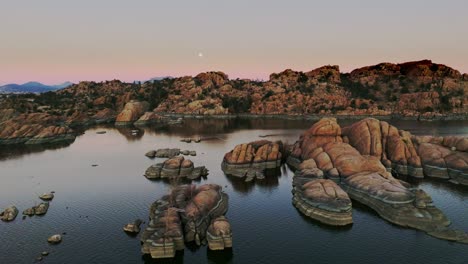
[{"left": 198, "top": 52, "right": 203, "bottom": 57}]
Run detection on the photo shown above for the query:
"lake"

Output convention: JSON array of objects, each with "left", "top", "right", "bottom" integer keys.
[{"left": 1, "top": 118, "right": 467, "bottom": 264}]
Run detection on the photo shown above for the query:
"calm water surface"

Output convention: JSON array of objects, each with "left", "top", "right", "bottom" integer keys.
[{"left": 0, "top": 118, "right": 467, "bottom": 264}]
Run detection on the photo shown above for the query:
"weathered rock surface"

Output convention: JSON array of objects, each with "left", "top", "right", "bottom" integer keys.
[
  {"left": 288, "top": 118, "right": 468, "bottom": 243},
  {"left": 134, "top": 112, "right": 165, "bottom": 126},
  {"left": 222, "top": 140, "right": 283, "bottom": 181},
  {"left": 412, "top": 139, "right": 468, "bottom": 185},
  {"left": 141, "top": 184, "right": 230, "bottom": 259},
  {"left": 115, "top": 100, "right": 149, "bottom": 126},
  {"left": 92, "top": 108, "right": 116, "bottom": 124},
  {"left": 342, "top": 118, "right": 423, "bottom": 177},
  {"left": 144, "top": 156, "right": 208, "bottom": 180},
  {"left": 1, "top": 206, "right": 19, "bottom": 222},
  {"left": 0, "top": 113, "right": 75, "bottom": 145},
  {"left": 206, "top": 216, "right": 233, "bottom": 250}
]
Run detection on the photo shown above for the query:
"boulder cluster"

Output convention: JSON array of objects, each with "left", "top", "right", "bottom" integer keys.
[
  {"left": 286, "top": 118, "right": 468, "bottom": 243},
  {"left": 141, "top": 184, "right": 232, "bottom": 259},
  {"left": 144, "top": 156, "right": 208, "bottom": 180}
]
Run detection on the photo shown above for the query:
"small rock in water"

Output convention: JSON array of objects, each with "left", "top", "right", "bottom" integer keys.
[
  {"left": 41, "top": 251, "right": 49, "bottom": 256},
  {"left": 36, "top": 256, "right": 43, "bottom": 262},
  {"left": 39, "top": 193, "right": 54, "bottom": 201},
  {"left": 96, "top": 131, "right": 107, "bottom": 134},
  {"left": 91, "top": 164, "right": 98, "bottom": 167},
  {"left": 47, "top": 234, "right": 62, "bottom": 244}
]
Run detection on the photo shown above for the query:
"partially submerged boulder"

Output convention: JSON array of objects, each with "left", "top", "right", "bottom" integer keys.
[
  {"left": 222, "top": 140, "right": 283, "bottom": 181},
  {"left": 207, "top": 216, "right": 233, "bottom": 250},
  {"left": 1, "top": 206, "right": 19, "bottom": 222},
  {"left": 39, "top": 193, "right": 54, "bottom": 201},
  {"left": 144, "top": 156, "right": 208, "bottom": 180},
  {"left": 288, "top": 118, "right": 468, "bottom": 243},
  {"left": 47, "top": 234, "right": 62, "bottom": 244},
  {"left": 23, "top": 202, "right": 49, "bottom": 216},
  {"left": 141, "top": 184, "right": 231, "bottom": 259},
  {"left": 123, "top": 219, "right": 143, "bottom": 234}
]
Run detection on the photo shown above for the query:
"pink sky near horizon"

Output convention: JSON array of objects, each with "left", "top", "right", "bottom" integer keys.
[{"left": 1, "top": 0, "right": 467, "bottom": 85}]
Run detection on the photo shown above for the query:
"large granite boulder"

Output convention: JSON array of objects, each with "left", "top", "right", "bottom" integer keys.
[
  {"left": 222, "top": 140, "right": 283, "bottom": 181},
  {"left": 144, "top": 156, "right": 208, "bottom": 180},
  {"left": 141, "top": 184, "right": 231, "bottom": 259},
  {"left": 342, "top": 118, "right": 422, "bottom": 177},
  {"left": 115, "top": 100, "right": 149, "bottom": 126},
  {"left": 91, "top": 108, "right": 116, "bottom": 124}
]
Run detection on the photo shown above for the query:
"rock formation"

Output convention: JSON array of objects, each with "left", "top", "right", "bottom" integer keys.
[
  {"left": 115, "top": 100, "right": 149, "bottom": 126},
  {"left": 412, "top": 136, "right": 468, "bottom": 185},
  {"left": 287, "top": 118, "right": 468, "bottom": 243},
  {"left": 341, "top": 118, "right": 423, "bottom": 177},
  {"left": 1, "top": 206, "right": 19, "bottom": 222},
  {"left": 145, "top": 148, "right": 181, "bottom": 158},
  {"left": 141, "top": 184, "right": 231, "bottom": 259},
  {"left": 23, "top": 202, "right": 49, "bottom": 216},
  {"left": 134, "top": 112, "right": 166, "bottom": 126},
  {"left": 144, "top": 156, "right": 208, "bottom": 180},
  {"left": 0, "top": 113, "right": 75, "bottom": 145},
  {"left": 222, "top": 140, "right": 283, "bottom": 182}
]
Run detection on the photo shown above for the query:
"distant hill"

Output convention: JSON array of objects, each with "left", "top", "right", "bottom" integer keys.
[{"left": 0, "top": 81, "right": 73, "bottom": 94}]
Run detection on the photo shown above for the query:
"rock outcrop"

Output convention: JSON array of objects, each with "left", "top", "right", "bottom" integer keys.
[
  {"left": 342, "top": 118, "right": 423, "bottom": 177},
  {"left": 144, "top": 156, "right": 208, "bottom": 180},
  {"left": 115, "top": 100, "right": 149, "bottom": 126},
  {"left": 141, "top": 184, "right": 230, "bottom": 259},
  {"left": 412, "top": 136, "right": 468, "bottom": 185},
  {"left": 288, "top": 118, "right": 468, "bottom": 243},
  {"left": 23, "top": 202, "right": 49, "bottom": 216},
  {"left": 134, "top": 112, "right": 165, "bottom": 126},
  {"left": 222, "top": 140, "right": 283, "bottom": 182},
  {"left": 145, "top": 148, "right": 181, "bottom": 158},
  {"left": 0, "top": 113, "right": 75, "bottom": 145}
]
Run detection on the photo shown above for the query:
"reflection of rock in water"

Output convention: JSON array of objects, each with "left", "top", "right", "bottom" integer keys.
[
  {"left": 0, "top": 141, "right": 74, "bottom": 161},
  {"left": 115, "top": 126, "right": 144, "bottom": 141},
  {"left": 141, "top": 184, "right": 232, "bottom": 259},
  {"left": 288, "top": 118, "right": 468, "bottom": 243}
]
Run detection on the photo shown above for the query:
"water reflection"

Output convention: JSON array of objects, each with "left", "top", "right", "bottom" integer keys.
[{"left": 223, "top": 168, "right": 282, "bottom": 194}]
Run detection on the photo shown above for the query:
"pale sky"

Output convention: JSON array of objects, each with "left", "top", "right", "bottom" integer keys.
[{"left": 0, "top": 0, "right": 467, "bottom": 85}]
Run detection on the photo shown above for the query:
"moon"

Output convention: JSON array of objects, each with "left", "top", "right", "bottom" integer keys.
[{"left": 198, "top": 52, "right": 203, "bottom": 58}]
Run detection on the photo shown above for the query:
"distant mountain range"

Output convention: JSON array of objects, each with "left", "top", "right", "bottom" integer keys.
[{"left": 0, "top": 81, "right": 73, "bottom": 94}]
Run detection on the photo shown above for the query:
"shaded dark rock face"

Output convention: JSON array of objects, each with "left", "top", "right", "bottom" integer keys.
[
  {"left": 287, "top": 118, "right": 468, "bottom": 243},
  {"left": 141, "top": 184, "right": 231, "bottom": 259},
  {"left": 144, "top": 156, "right": 208, "bottom": 180},
  {"left": 221, "top": 140, "right": 284, "bottom": 182}
]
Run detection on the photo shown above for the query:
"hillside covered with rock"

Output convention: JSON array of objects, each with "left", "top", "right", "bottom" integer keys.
[{"left": 0, "top": 60, "right": 466, "bottom": 145}]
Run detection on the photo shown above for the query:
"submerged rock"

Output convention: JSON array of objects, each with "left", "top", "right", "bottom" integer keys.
[
  {"left": 222, "top": 140, "right": 283, "bottom": 181},
  {"left": 1, "top": 206, "right": 19, "bottom": 222},
  {"left": 144, "top": 156, "right": 208, "bottom": 180}
]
